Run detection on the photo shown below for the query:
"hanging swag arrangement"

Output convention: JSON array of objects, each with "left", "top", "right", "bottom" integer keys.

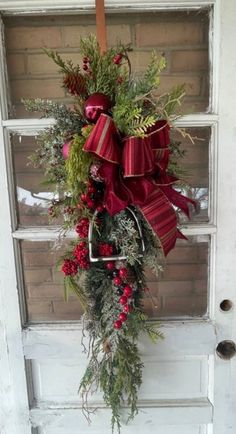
[{"left": 24, "top": 35, "right": 196, "bottom": 433}]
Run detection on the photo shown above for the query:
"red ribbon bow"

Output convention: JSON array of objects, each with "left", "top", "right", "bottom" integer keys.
[{"left": 83, "top": 114, "right": 195, "bottom": 256}]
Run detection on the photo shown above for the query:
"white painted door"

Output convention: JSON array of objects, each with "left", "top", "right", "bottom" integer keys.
[{"left": 1, "top": 1, "right": 236, "bottom": 434}]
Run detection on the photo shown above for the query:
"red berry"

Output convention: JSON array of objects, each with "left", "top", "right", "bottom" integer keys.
[
  {"left": 106, "top": 262, "right": 115, "bottom": 270},
  {"left": 78, "top": 241, "right": 86, "bottom": 248},
  {"left": 96, "top": 205, "right": 104, "bottom": 213},
  {"left": 83, "top": 64, "right": 88, "bottom": 71},
  {"left": 114, "top": 320, "right": 122, "bottom": 329},
  {"left": 113, "top": 277, "right": 122, "bottom": 286},
  {"left": 87, "top": 200, "right": 94, "bottom": 209},
  {"left": 123, "top": 285, "right": 133, "bottom": 298},
  {"left": 118, "top": 312, "right": 127, "bottom": 322},
  {"left": 113, "top": 53, "right": 123, "bottom": 65},
  {"left": 81, "top": 193, "right": 87, "bottom": 202},
  {"left": 88, "top": 186, "right": 96, "bottom": 194},
  {"left": 123, "top": 304, "right": 132, "bottom": 313},
  {"left": 83, "top": 56, "right": 89, "bottom": 63},
  {"left": 119, "top": 268, "right": 128, "bottom": 279},
  {"left": 119, "top": 295, "right": 128, "bottom": 305},
  {"left": 116, "top": 76, "right": 123, "bottom": 84}
]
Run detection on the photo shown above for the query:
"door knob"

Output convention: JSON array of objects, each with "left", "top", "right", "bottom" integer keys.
[{"left": 216, "top": 340, "right": 236, "bottom": 360}]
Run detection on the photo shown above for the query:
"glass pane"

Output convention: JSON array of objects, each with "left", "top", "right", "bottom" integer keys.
[
  {"left": 145, "top": 236, "right": 209, "bottom": 318},
  {"left": 12, "top": 134, "right": 63, "bottom": 226},
  {"left": 4, "top": 10, "right": 209, "bottom": 118},
  {"left": 21, "top": 240, "right": 82, "bottom": 322},
  {"left": 21, "top": 236, "right": 208, "bottom": 323},
  {"left": 171, "top": 127, "right": 210, "bottom": 222}
]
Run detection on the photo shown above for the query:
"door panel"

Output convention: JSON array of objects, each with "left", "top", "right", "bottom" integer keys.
[
  {"left": 31, "top": 356, "right": 208, "bottom": 403},
  {"left": 38, "top": 425, "right": 207, "bottom": 434}
]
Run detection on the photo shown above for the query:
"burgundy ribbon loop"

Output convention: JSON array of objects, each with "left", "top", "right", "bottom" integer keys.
[
  {"left": 83, "top": 113, "right": 196, "bottom": 256},
  {"left": 122, "top": 136, "right": 155, "bottom": 177},
  {"left": 84, "top": 114, "right": 121, "bottom": 164}
]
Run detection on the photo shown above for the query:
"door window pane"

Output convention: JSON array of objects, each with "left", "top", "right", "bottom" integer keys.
[
  {"left": 4, "top": 10, "right": 209, "bottom": 118},
  {"left": 171, "top": 127, "right": 210, "bottom": 222},
  {"left": 20, "top": 236, "right": 209, "bottom": 323},
  {"left": 12, "top": 134, "right": 63, "bottom": 226}
]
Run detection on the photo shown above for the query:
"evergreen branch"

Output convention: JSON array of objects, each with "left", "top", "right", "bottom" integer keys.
[
  {"left": 65, "top": 133, "right": 93, "bottom": 201},
  {"left": 43, "top": 48, "right": 80, "bottom": 74},
  {"left": 64, "top": 275, "right": 88, "bottom": 312}
]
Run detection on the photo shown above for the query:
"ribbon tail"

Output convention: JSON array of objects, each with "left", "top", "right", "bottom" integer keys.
[
  {"left": 160, "top": 185, "right": 196, "bottom": 218},
  {"left": 177, "top": 229, "right": 188, "bottom": 240},
  {"left": 99, "top": 162, "right": 129, "bottom": 215},
  {"left": 139, "top": 188, "right": 179, "bottom": 256}
]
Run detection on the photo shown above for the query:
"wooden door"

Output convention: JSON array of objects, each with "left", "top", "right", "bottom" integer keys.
[{"left": 0, "top": 1, "right": 236, "bottom": 434}]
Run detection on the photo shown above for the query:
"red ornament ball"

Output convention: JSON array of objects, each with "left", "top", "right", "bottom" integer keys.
[
  {"left": 119, "top": 267, "right": 128, "bottom": 279},
  {"left": 119, "top": 295, "right": 128, "bottom": 305},
  {"left": 62, "top": 141, "right": 71, "bottom": 159},
  {"left": 118, "top": 312, "right": 127, "bottom": 322},
  {"left": 114, "top": 320, "right": 122, "bottom": 330},
  {"left": 113, "top": 276, "right": 122, "bottom": 286},
  {"left": 84, "top": 93, "right": 112, "bottom": 122},
  {"left": 123, "top": 285, "right": 133, "bottom": 298},
  {"left": 123, "top": 304, "right": 132, "bottom": 313}
]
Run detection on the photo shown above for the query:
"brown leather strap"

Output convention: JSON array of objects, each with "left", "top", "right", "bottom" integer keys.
[{"left": 96, "top": 0, "right": 107, "bottom": 53}]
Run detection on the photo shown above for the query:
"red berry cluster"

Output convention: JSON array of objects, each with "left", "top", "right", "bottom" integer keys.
[
  {"left": 113, "top": 53, "right": 124, "bottom": 85},
  {"left": 80, "top": 181, "right": 103, "bottom": 211},
  {"left": 73, "top": 241, "right": 90, "bottom": 270},
  {"left": 75, "top": 217, "right": 89, "bottom": 238},
  {"left": 61, "top": 258, "right": 78, "bottom": 276},
  {"left": 82, "top": 56, "right": 93, "bottom": 78},
  {"left": 82, "top": 56, "right": 90, "bottom": 71},
  {"left": 109, "top": 265, "right": 133, "bottom": 330},
  {"left": 98, "top": 243, "right": 113, "bottom": 257},
  {"left": 48, "top": 205, "right": 56, "bottom": 217}
]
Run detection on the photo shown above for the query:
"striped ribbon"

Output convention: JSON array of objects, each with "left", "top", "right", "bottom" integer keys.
[{"left": 84, "top": 114, "right": 195, "bottom": 256}]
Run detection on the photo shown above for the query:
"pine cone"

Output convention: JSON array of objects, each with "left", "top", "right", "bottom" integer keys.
[
  {"left": 63, "top": 72, "right": 87, "bottom": 97},
  {"left": 103, "top": 338, "right": 112, "bottom": 354}
]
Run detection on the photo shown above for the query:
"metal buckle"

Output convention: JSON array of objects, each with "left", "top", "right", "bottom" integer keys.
[{"left": 88, "top": 206, "right": 145, "bottom": 262}]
